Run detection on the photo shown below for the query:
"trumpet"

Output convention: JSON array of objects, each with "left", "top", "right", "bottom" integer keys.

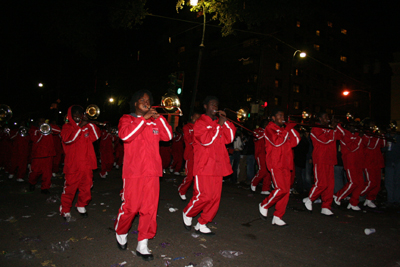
[
  {"left": 39, "top": 123, "right": 52, "bottom": 136},
  {"left": 85, "top": 104, "right": 107, "bottom": 126},
  {"left": 19, "top": 127, "right": 29, "bottom": 137},
  {"left": 215, "top": 110, "right": 255, "bottom": 134},
  {"left": 224, "top": 108, "right": 249, "bottom": 123}
]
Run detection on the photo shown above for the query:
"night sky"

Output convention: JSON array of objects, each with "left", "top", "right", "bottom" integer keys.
[{"left": 2, "top": 0, "right": 399, "bottom": 125}]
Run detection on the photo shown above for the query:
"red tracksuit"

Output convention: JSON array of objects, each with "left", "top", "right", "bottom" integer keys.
[
  {"left": 114, "top": 114, "right": 172, "bottom": 242},
  {"left": 28, "top": 126, "right": 57, "bottom": 189},
  {"left": 178, "top": 123, "right": 195, "bottom": 196},
  {"left": 260, "top": 122, "right": 299, "bottom": 218},
  {"left": 114, "top": 135, "right": 124, "bottom": 167},
  {"left": 100, "top": 130, "right": 114, "bottom": 176},
  {"left": 251, "top": 127, "right": 272, "bottom": 192},
  {"left": 0, "top": 131, "right": 12, "bottom": 172},
  {"left": 308, "top": 124, "right": 344, "bottom": 209},
  {"left": 160, "top": 142, "right": 171, "bottom": 170},
  {"left": 170, "top": 132, "right": 184, "bottom": 173},
  {"left": 183, "top": 115, "right": 236, "bottom": 225},
  {"left": 361, "top": 135, "right": 385, "bottom": 201},
  {"left": 59, "top": 106, "right": 100, "bottom": 215},
  {"left": 52, "top": 130, "right": 64, "bottom": 174},
  {"left": 335, "top": 129, "right": 364, "bottom": 206},
  {"left": 9, "top": 129, "right": 30, "bottom": 179}
]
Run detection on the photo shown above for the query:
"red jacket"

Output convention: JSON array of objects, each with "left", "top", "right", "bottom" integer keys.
[
  {"left": 119, "top": 114, "right": 172, "bottom": 177},
  {"left": 193, "top": 114, "right": 236, "bottom": 176},
  {"left": 310, "top": 124, "right": 344, "bottom": 165},
  {"left": 264, "top": 122, "right": 299, "bottom": 171},
  {"left": 171, "top": 131, "right": 184, "bottom": 155},
  {"left": 362, "top": 135, "right": 385, "bottom": 169},
  {"left": 100, "top": 130, "right": 114, "bottom": 161},
  {"left": 340, "top": 129, "right": 364, "bottom": 169},
  {"left": 61, "top": 106, "right": 101, "bottom": 174},
  {"left": 10, "top": 128, "right": 30, "bottom": 161},
  {"left": 29, "top": 125, "right": 58, "bottom": 159},
  {"left": 183, "top": 123, "right": 195, "bottom": 160},
  {"left": 253, "top": 127, "right": 266, "bottom": 159}
]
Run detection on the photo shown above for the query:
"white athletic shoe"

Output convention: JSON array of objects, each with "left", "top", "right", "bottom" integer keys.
[
  {"left": 76, "top": 207, "right": 87, "bottom": 213},
  {"left": 333, "top": 195, "right": 341, "bottom": 206},
  {"left": 303, "top": 197, "right": 312, "bottom": 211},
  {"left": 250, "top": 184, "right": 256, "bottom": 192},
  {"left": 261, "top": 191, "right": 271, "bottom": 195},
  {"left": 364, "top": 199, "right": 377, "bottom": 208},
  {"left": 173, "top": 172, "right": 180, "bottom": 176},
  {"left": 259, "top": 203, "right": 268, "bottom": 218},
  {"left": 183, "top": 212, "right": 192, "bottom": 227},
  {"left": 16, "top": 178, "right": 24, "bottom": 182},
  {"left": 8, "top": 174, "right": 14, "bottom": 179},
  {"left": 115, "top": 165, "right": 120, "bottom": 169},
  {"left": 314, "top": 198, "right": 322, "bottom": 204},
  {"left": 321, "top": 208, "right": 334, "bottom": 216},
  {"left": 136, "top": 239, "right": 152, "bottom": 255},
  {"left": 272, "top": 216, "right": 286, "bottom": 226},
  {"left": 52, "top": 173, "right": 56, "bottom": 177},
  {"left": 194, "top": 222, "right": 213, "bottom": 234},
  {"left": 99, "top": 173, "right": 107, "bottom": 179},
  {"left": 179, "top": 193, "right": 186, "bottom": 201},
  {"left": 347, "top": 203, "right": 361, "bottom": 211}
]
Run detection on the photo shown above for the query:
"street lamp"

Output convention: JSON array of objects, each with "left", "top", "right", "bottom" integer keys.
[
  {"left": 38, "top": 83, "right": 43, "bottom": 87},
  {"left": 287, "top": 50, "right": 306, "bottom": 114},
  {"left": 342, "top": 89, "right": 371, "bottom": 118},
  {"left": 109, "top": 97, "right": 115, "bottom": 103},
  {"left": 189, "top": 0, "right": 206, "bottom": 117}
]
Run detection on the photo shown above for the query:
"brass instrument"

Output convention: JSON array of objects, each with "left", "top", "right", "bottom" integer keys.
[
  {"left": 215, "top": 109, "right": 255, "bottom": 134},
  {"left": 0, "top": 104, "right": 12, "bottom": 122},
  {"left": 111, "top": 127, "right": 119, "bottom": 136},
  {"left": 19, "top": 127, "right": 29, "bottom": 137},
  {"left": 147, "top": 93, "right": 183, "bottom": 116},
  {"left": 85, "top": 105, "right": 106, "bottom": 125},
  {"left": 224, "top": 108, "right": 249, "bottom": 122},
  {"left": 39, "top": 123, "right": 52, "bottom": 136}
]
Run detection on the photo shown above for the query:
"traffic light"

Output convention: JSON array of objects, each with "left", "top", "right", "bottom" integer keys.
[
  {"left": 177, "top": 87, "right": 182, "bottom": 95},
  {"left": 168, "top": 72, "right": 185, "bottom": 95}
]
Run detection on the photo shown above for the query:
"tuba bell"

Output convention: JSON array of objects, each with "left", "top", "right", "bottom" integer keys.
[
  {"left": 86, "top": 104, "right": 100, "bottom": 120},
  {"left": 19, "top": 127, "right": 29, "bottom": 137},
  {"left": 39, "top": 123, "right": 52, "bottom": 136},
  {"left": 0, "top": 104, "right": 13, "bottom": 122}
]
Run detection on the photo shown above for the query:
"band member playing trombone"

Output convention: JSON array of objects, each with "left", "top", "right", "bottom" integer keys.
[
  {"left": 60, "top": 106, "right": 100, "bottom": 220},
  {"left": 114, "top": 90, "right": 172, "bottom": 261},
  {"left": 303, "top": 112, "right": 345, "bottom": 215},
  {"left": 259, "top": 108, "right": 299, "bottom": 226},
  {"left": 183, "top": 96, "right": 236, "bottom": 235}
]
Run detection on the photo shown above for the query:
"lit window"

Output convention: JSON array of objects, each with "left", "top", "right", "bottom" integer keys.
[
  {"left": 293, "top": 84, "right": 300, "bottom": 93},
  {"left": 275, "top": 79, "right": 280, "bottom": 88},
  {"left": 340, "top": 55, "right": 347, "bottom": 62},
  {"left": 316, "top": 30, "right": 320, "bottom": 36},
  {"left": 296, "top": 21, "right": 301, "bottom": 27},
  {"left": 274, "top": 97, "right": 280, "bottom": 105},
  {"left": 327, "top": 21, "right": 333, "bottom": 27},
  {"left": 295, "top": 68, "right": 299, "bottom": 76},
  {"left": 247, "top": 96, "right": 252, "bottom": 102},
  {"left": 294, "top": 101, "right": 300, "bottom": 109},
  {"left": 314, "top": 44, "right": 320, "bottom": 51},
  {"left": 275, "top": 62, "right": 281, "bottom": 70},
  {"left": 341, "top": 29, "right": 347, "bottom": 35},
  {"left": 178, "top": 46, "right": 185, "bottom": 53}
]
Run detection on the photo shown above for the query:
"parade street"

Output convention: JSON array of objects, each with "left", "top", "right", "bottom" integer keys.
[{"left": 1, "top": 168, "right": 399, "bottom": 267}]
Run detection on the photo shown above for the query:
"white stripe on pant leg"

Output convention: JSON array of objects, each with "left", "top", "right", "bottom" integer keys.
[
  {"left": 178, "top": 161, "right": 188, "bottom": 192},
  {"left": 251, "top": 157, "right": 261, "bottom": 184},
  {"left": 309, "top": 164, "right": 319, "bottom": 199},
  {"left": 360, "top": 168, "right": 371, "bottom": 195},
  {"left": 261, "top": 169, "right": 281, "bottom": 209},
  {"left": 184, "top": 175, "right": 201, "bottom": 216},
  {"left": 114, "top": 202, "right": 125, "bottom": 231},
  {"left": 338, "top": 169, "right": 353, "bottom": 200}
]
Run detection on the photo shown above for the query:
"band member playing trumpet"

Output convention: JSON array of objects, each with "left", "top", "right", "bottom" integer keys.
[
  {"left": 28, "top": 118, "right": 60, "bottom": 194},
  {"left": 114, "top": 90, "right": 172, "bottom": 261},
  {"left": 178, "top": 112, "right": 201, "bottom": 200},
  {"left": 182, "top": 96, "right": 236, "bottom": 235},
  {"left": 303, "top": 112, "right": 345, "bottom": 215},
  {"left": 59, "top": 106, "right": 100, "bottom": 220},
  {"left": 259, "top": 108, "right": 300, "bottom": 226}
]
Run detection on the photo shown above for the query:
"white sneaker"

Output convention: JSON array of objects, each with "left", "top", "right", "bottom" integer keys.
[
  {"left": 16, "top": 178, "right": 24, "bottom": 182},
  {"left": 8, "top": 174, "right": 14, "bottom": 179},
  {"left": 100, "top": 173, "right": 106, "bottom": 179},
  {"left": 113, "top": 162, "right": 116, "bottom": 167},
  {"left": 173, "top": 172, "right": 180, "bottom": 175},
  {"left": 76, "top": 207, "right": 87, "bottom": 213},
  {"left": 250, "top": 184, "right": 256, "bottom": 192},
  {"left": 52, "top": 173, "right": 56, "bottom": 177},
  {"left": 169, "top": 168, "right": 173, "bottom": 173},
  {"left": 272, "top": 216, "right": 286, "bottom": 226},
  {"left": 347, "top": 204, "right": 361, "bottom": 211},
  {"left": 314, "top": 198, "right": 322, "bottom": 204},
  {"left": 261, "top": 191, "right": 271, "bottom": 195},
  {"left": 116, "top": 233, "right": 127, "bottom": 245},
  {"left": 303, "top": 197, "right": 312, "bottom": 211},
  {"left": 183, "top": 212, "right": 192, "bottom": 227},
  {"left": 333, "top": 195, "right": 341, "bottom": 206},
  {"left": 63, "top": 212, "right": 73, "bottom": 222},
  {"left": 194, "top": 222, "right": 213, "bottom": 234},
  {"left": 321, "top": 208, "right": 334, "bottom": 216},
  {"left": 259, "top": 203, "right": 268, "bottom": 218},
  {"left": 115, "top": 165, "right": 119, "bottom": 169},
  {"left": 136, "top": 239, "right": 151, "bottom": 254},
  {"left": 364, "top": 199, "right": 376, "bottom": 208},
  {"left": 163, "top": 169, "right": 166, "bottom": 174},
  {"left": 179, "top": 193, "right": 186, "bottom": 201}
]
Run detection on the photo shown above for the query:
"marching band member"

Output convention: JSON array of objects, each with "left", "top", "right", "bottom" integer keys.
[
  {"left": 250, "top": 120, "right": 272, "bottom": 195},
  {"left": 8, "top": 122, "right": 30, "bottom": 182},
  {"left": 51, "top": 121, "right": 64, "bottom": 177},
  {"left": 333, "top": 124, "right": 364, "bottom": 211},
  {"left": 28, "top": 118, "right": 59, "bottom": 194},
  {"left": 60, "top": 106, "right": 101, "bottom": 220},
  {"left": 182, "top": 96, "right": 236, "bottom": 235},
  {"left": 169, "top": 127, "right": 184, "bottom": 175},
  {"left": 113, "top": 130, "right": 124, "bottom": 169},
  {"left": 303, "top": 112, "right": 344, "bottom": 215},
  {"left": 114, "top": 90, "right": 172, "bottom": 261},
  {"left": 361, "top": 121, "right": 386, "bottom": 208},
  {"left": 178, "top": 112, "right": 201, "bottom": 200},
  {"left": 259, "top": 108, "right": 299, "bottom": 226},
  {"left": 99, "top": 125, "right": 114, "bottom": 178}
]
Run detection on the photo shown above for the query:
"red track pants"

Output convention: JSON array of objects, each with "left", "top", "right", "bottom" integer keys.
[
  {"left": 260, "top": 168, "right": 290, "bottom": 218},
  {"left": 178, "top": 158, "right": 194, "bottom": 196},
  {"left": 335, "top": 168, "right": 364, "bottom": 206},
  {"left": 183, "top": 175, "right": 223, "bottom": 225},
  {"left": 52, "top": 152, "right": 62, "bottom": 173},
  {"left": 308, "top": 164, "right": 334, "bottom": 209},
  {"left": 10, "top": 154, "right": 28, "bottom": 179},
  {"left": 361, "top": 168, "right": 381, "bottom": 201},
  {"left": 60, "top": 169, "right": 93, "bottom": 215},
  {"left": 114, "top": 176, "right": 160, "bottom": 241},
  {"left": 100, "top": 152, "right": 114, "bottom": 176},
  {"left": 251, "top": 156, "right": 272, "bottom": 192},
  {"left": 28, "top": 157, "right": 53, "bottom": 189}
]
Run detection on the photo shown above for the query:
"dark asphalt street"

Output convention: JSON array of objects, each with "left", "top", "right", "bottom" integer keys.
[{"left": 0, "top": 167, "right": 399, "bottom": 267}]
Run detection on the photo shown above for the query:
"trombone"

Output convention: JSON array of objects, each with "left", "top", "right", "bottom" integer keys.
[
  {"left": 146, "top": 93, "right": 183, "bottom": 116},
  {"left": 216, "top": 108, "right": 255, "bottom": 134},
  {"left": 85, "top": 105, "right": 107, "bottom": 126}
]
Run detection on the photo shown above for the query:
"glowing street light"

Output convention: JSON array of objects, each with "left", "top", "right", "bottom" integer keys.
[
  {"left": 109, "top": 97, "right": 114, "bottom": 103},
  {"left": 342, "top": 89, "right": 371, "bottom": 117},
  {"left": 38, "top": 83, "right": 43, "bottom": 87},
  {"left": 342, "top": 90, "right": 350, "bottom": 96},
  {"left": 190, "top": 0, "right": 198, "bottom": 6},
  {"left": 299, "top": 52, "right": 307, "bottom": 58}
]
